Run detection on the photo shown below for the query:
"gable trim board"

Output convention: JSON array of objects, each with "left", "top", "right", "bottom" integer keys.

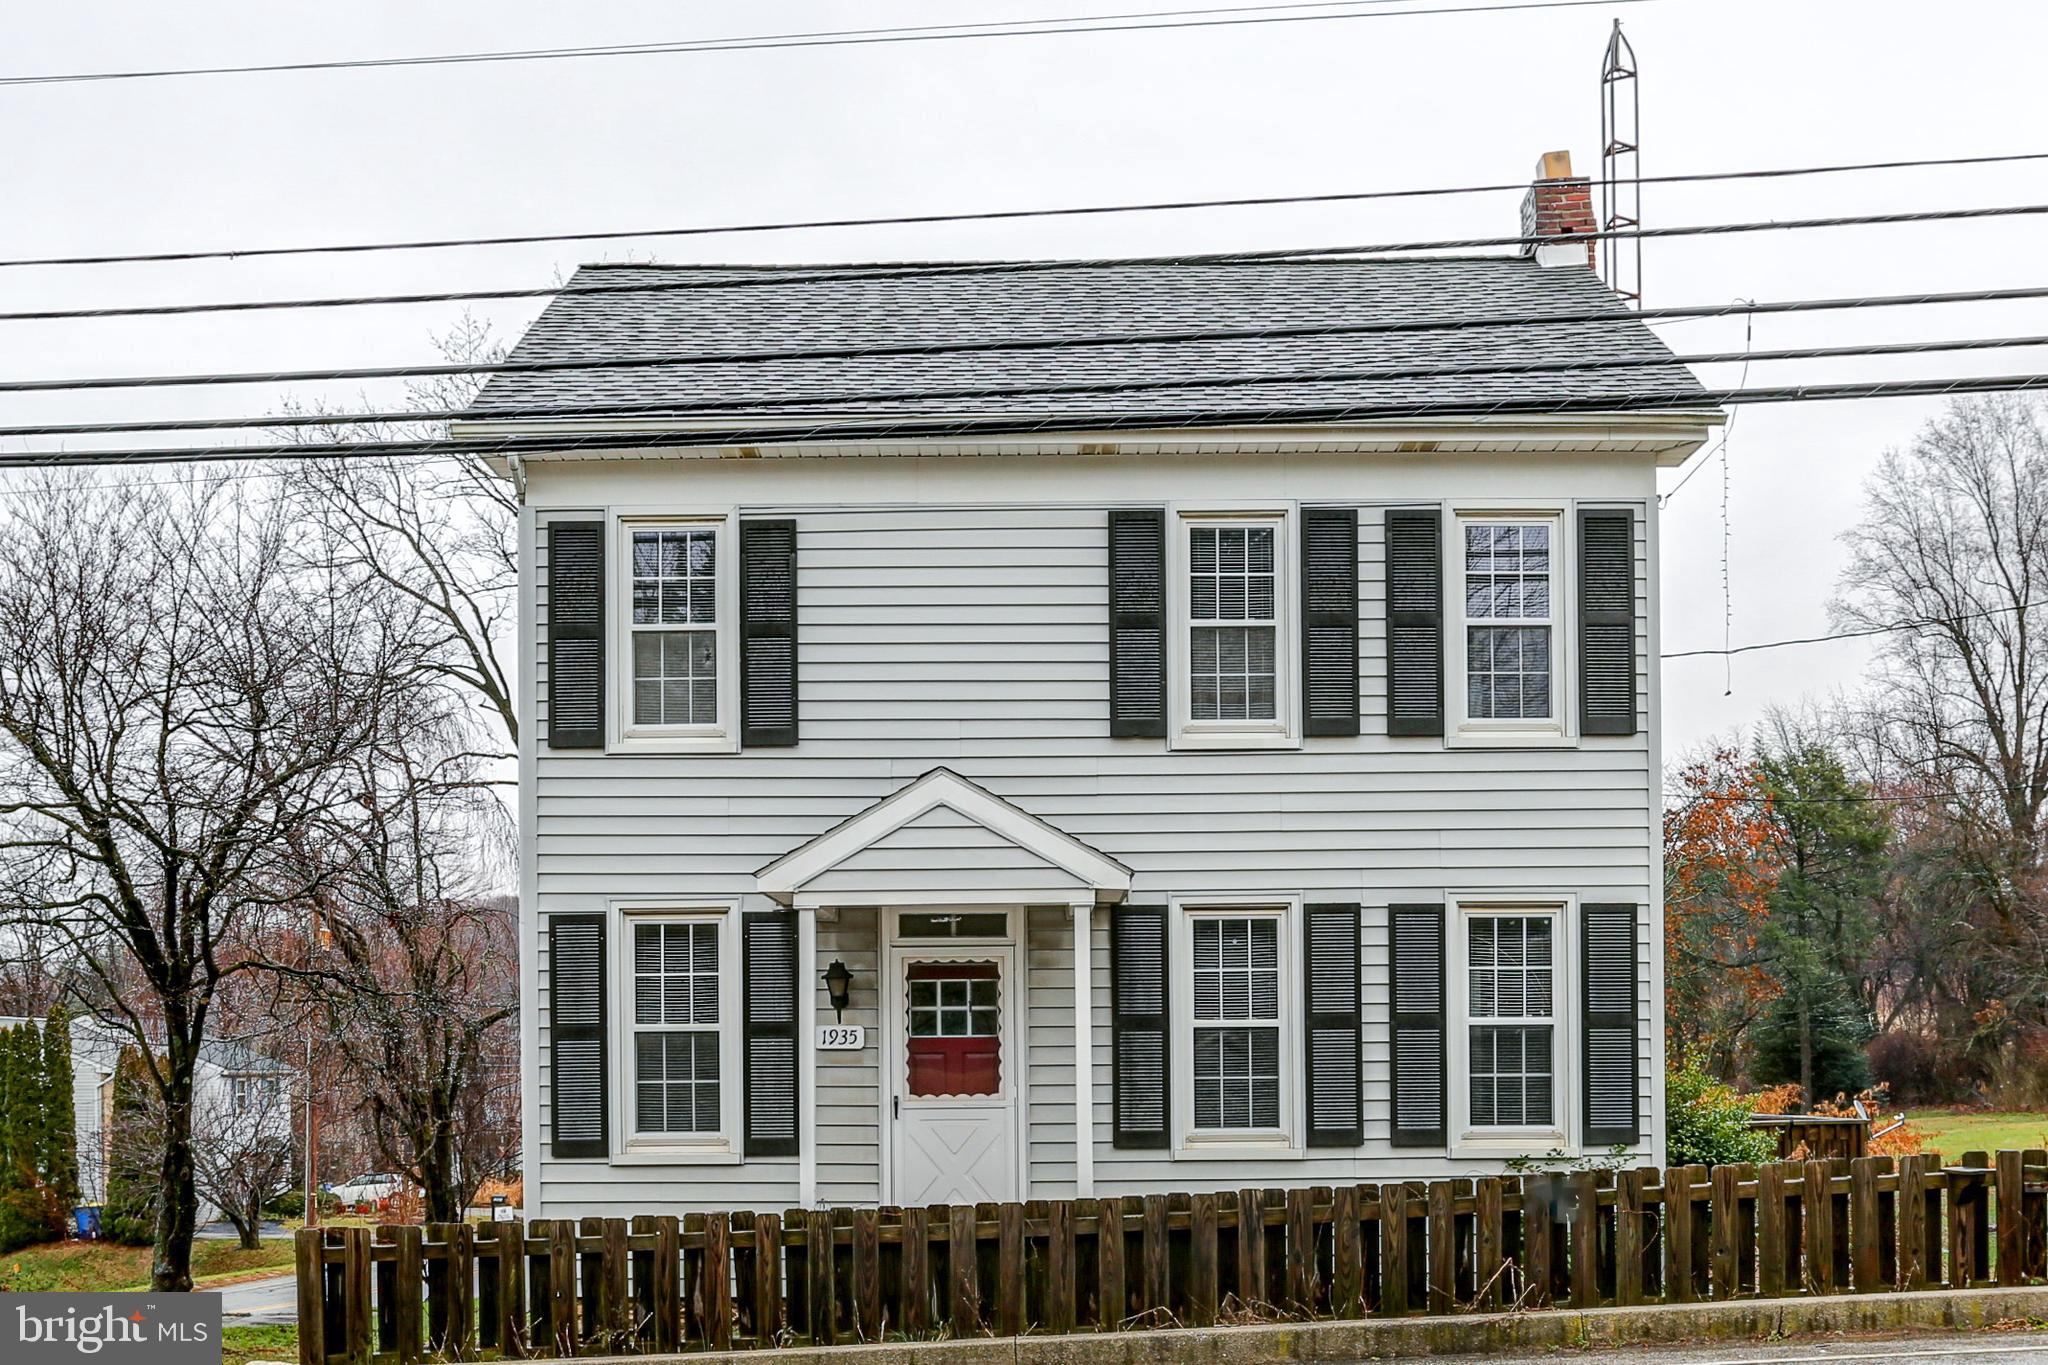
[{"left": 756, "top": 766, "right": 1133, "bottom": 907}]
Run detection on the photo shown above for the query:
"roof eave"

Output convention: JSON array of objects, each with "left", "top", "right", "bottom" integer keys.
[{"left": 458, "top": 410, "right": 1722, "bottom": 469}]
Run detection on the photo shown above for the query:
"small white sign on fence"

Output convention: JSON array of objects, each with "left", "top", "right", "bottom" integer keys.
[{"left": 816, "top": 1024, "right": 866, "bottom": 1050}]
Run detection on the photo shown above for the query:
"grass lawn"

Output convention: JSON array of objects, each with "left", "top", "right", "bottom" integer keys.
[
  {"left": 1906, "top": 1107, "right": 2048, "bottom": 1161},
  {"left": 223, "top": 1324, "right": 296, "bottom": 1365},
  {"left": 0, "top": 1237, "right": 295, "bottom": 1293}
]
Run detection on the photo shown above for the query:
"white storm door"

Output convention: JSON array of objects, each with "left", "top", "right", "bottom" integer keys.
[{"left": 887, "top": 946, "right": 1018, "bottom": 1207}]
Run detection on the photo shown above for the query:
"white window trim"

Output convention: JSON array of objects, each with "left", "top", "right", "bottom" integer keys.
[
  {"left": 1448, "top": 895, "right": 1576, "bottom": 1158},
  {"left": 1167, "top": 503, "right": 1300, "bottom": 751},
  {"left": 1167, "top": 892, "right": 1304, "bottom": 1160},
  {"left": 1445, "top": 504, "right": 1574, "bottom": 747},
  {"left": 611, "top": 510, "right": 741, "bottom": 753},
  {"left": 610, "top": 899, "right": 744, "bottom": 1162}
]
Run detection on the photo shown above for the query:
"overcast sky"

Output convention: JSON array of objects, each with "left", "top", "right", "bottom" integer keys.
[{"left": 5, "top": 0, "right": 2047, "bottom": 768}]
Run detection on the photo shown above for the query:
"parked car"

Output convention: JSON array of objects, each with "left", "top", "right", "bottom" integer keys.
[{"left": 327, "top": 1173, "right": 402, "bottom": 1210}]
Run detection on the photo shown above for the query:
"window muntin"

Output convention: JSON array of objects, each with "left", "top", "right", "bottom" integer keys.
[
  {"left": 1462, "top": 521, "right": 1554, "bottom": 722},
  {"left": 628, "top": 525, "right": 719, "bottom": 730},
  {"left": 1465, "top": 914, "right": 1557, "bottom": 1130},
  {"left": 1190, "top": 915, "right": 1282, "bottom": 1131},
  {"left": 632, "top": 921, "right": 722, "bottom": 1136}
]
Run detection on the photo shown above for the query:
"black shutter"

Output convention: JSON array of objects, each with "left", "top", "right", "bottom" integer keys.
[
  {"left": 1110, "top": 904, "right": 1169, "bottom": 1148},
  {"left": 740, "top": 519, "right": 800, "bottom": 748},
  {"left": 548, "top": 914, "right": 607, "bottom": 1158},
  {"left": 547, "top": 521, "right": 606, "bottom": 749},
  {"left": 1578, "top": 509, "right": 1638, "bottom": 736},
  {"left": 1383, "top": 509, "right": 1444, "bottom": 737},
  {"left": 1302, "top": 508, "right": 1361, "bottom": 737},
  {"left": 1108, "top": 508, "right": 1167, "bottom": 738},
  {"left": 1303, "top": 902, "right": 1363, "bottom": 1147},
  {"left": 1581, "top": 903, "right": 1641, "bottom": 1145},
  {"left": 742, "top": 911, "right": 800, "bottom": 1157},
  {"left": 1389, "top": 904, "right": 1447, "bottom": 1148}
]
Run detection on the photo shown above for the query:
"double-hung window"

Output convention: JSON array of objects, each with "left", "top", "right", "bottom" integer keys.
[
  {"left": 1456, "top": 906, "right": 1565, "bottom": 1140},
  {"left": 1174, "top": 902, "right": 1295, "bottom": 1149},
  {"left": 631, "top": 919, "right": 724, "bottom": 1141},
  {"left": 618, "top": 517, "right": 738, "bottom": 749},
  {"left": 1174, "top": 510, "right": 1296, "bottom": 748},
  {"left": 1453, "top": 514, "right": 1565, "bottom": 738}
]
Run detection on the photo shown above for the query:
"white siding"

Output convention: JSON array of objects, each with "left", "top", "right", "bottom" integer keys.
[{"left": 526, "top": 450, "right": 1661, "bottom": 1212}]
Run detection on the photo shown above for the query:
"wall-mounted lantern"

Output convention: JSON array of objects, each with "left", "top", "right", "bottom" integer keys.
[{"left": 823, "top": 959, "right": 854, "bottom": 1021}]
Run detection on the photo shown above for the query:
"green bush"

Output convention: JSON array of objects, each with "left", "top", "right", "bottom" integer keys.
[
  {"left": 1665, "top": 1064, "right": 1777, "bottom": 1168},
  {"left": 263, "top": 1189, "right": 339, "bottom": 1220}
]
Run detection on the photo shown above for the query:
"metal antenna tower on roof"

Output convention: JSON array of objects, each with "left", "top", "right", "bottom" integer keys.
[{"left": 1600, "top": 19, "right": 1642, "bottom": 307}]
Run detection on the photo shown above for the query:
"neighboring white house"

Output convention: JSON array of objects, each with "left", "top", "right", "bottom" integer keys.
[
  {"left": 0, "top": 1015, "right": 294, "bottom": 1222},
  {"left": 472, "top": 152, "right": 1720, "bottom": 1218}
]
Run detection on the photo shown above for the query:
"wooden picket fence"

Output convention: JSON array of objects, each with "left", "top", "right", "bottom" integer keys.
[{"left": 297, "top": 1149, "right": 2048, "bottom": 1364}]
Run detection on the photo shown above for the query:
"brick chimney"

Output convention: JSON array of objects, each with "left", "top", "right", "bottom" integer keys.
[{"left": 1519, "top": 149, "right": 1595, "bottom": 269}]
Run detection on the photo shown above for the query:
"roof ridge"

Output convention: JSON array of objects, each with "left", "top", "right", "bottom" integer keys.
[{"left": 571, "top": 252, "right": 1533, "bottom": 273}]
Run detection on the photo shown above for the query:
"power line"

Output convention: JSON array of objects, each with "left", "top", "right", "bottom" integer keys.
[
  {"left": 11, "top": 281, "right": 2048, "bottom": 398},
  {"left": 16, "top": 331, "right": 2048, "bottom": 442},
  {"left": 8, "top": 373, "right": 2047, "bottom": 470},
  {"left": 12, "top": 150, "right": 2048, "bottom": 271},
  {"left": 12, "top": 203, "right": 2048, "bottom": 325},
  {"left": 0, "top": 0, "right": 1654, "bottom": 88},
  {"left": 1660, "top": 598, "right": 2047, "bottom": 660}
]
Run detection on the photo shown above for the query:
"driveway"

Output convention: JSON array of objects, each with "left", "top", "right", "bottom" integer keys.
[{"left": 220, "top": 1273, "right": 298, "bottom": 1326}]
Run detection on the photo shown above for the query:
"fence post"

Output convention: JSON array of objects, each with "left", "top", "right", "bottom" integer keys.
[
  {"left": 1569, "top": 1172, "right": 1600, "bottom": 1308},
  {"left": 749, "top": 1212, "right": 781, "bottom": 1344},
  {"left": 1996, "top": 1150, "right": 2025, "bottom": 1287},
  {"left": 1803, "top": 1160, "right": 1836, "bottom": 1295},
  {"left": 1756, "top": 1163, "right": 1788, "bottom": 1299},
  {"left": 393, "top": 1225, "right": 423, "bottom": 1363},
  {"left": 1614, "top": 1168, "right": 1646, "bottom": 1307},
  {"left": 446, "top": 1222, "right": 474, "bottom": 1361},
  {"left": 1471, "top": 1178, "right": 1503, "bottom": 1310},
  {"left": 1139, "top": 1194, "right": 1169, "bottom": 1318},
  {"left": 296, "top": 1229, "right": 327, "bottom": 1365},
  {"left": 1048, "top": 1199, "right": 1077, "bottom": 1334},
  {"left": 1897, "top": 1154, "right": 1934, "bottom": 1290},
  {"left": 2027, "top": 1149, "right": 2048, "bottom": 1281},
  {"left": 1098, "top": 1197, "right": 1126, "bottom": 1328},
  {"left": 341, "top": 1226, "right": 372, "bottom": 1365},
  {"left": 1663, "top": 1167, "right": 1694, "bottom": 1304},
  {"left": 991, "top": 1204, "right": 1023, "bottom": 1338},
  {"left": 700, "top": 1213, "right": 731, "bottom": 1351},
  {"left": 948, "top": 1203, "right": 980, "bottom": 1334},
  {"left": 545, "top": 1219, "right": 577, "bottom": 1357},
  {"left": 1710, "top": 1165, "right": 1741, "bottom": 1300},
  {"left": 1333, "top": 1185, "right": 1365, "bottom": 1318},
  {"left": 1232, "top": 1187, "right": 1263, "bottom": 1307},
  {"left": 1851, "top": 1157, "right": 1885, "bottom": 1293},
  {"left": 1959, "top": 1150, "right": 1993, "bottom": 1286},
  {"left": 804, "top": 1209, "right": 834, "bottom": 1344},
  {"left": 1377, "top": 1185, "right": 1409, "bottom": 1315},
  {"left": 1289, "top": 1186, "right": 1321, "bottom": 1314}
]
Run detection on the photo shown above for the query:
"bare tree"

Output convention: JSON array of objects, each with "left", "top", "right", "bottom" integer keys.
[
  {"left": 1835, "top": 393, "right": 2048, "bottom": 1036},
  {"left": 187, "top": 1064, "right": 296, "bottom": 1250},
  {"left": 270, "top": 740, "right": 519, "bottom": 1222},
  {"left": 0, "top": 476, "right": 434, "bottom": 1289},
  {"left": 277, "top": 316, "right": 518, "bottom": 750}
]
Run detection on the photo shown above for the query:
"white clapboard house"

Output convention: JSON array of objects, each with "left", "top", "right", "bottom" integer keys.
[{"left": 476, "top": 152, "right": 1718, "bottom": 1218}]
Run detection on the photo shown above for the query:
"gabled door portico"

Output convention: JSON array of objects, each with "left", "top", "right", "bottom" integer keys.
[{"left": 756, "top": 768, "right": 1132, "bottom": 1205}]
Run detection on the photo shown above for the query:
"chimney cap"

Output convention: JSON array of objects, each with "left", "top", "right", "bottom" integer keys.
[{"left": 1535, "top": 150, "right": 1575, "bottom": 181}]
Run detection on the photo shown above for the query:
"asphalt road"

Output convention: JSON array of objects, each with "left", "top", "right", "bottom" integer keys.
[
  {"left": 1426, "top": 1333, "right": 2048, "bottom": 1365},
  {"left": 219, "top": 1272, "right": 298, "bottom": 1326}
]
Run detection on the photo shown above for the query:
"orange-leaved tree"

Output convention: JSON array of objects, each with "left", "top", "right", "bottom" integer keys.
[{"left": 1665, "top": 749, "right": 1784, "bottom": 1077}]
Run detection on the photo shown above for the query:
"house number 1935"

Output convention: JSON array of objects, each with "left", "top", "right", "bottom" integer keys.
[{"left": 816, "top": 1025, "right": 866, "bottom": 1050}]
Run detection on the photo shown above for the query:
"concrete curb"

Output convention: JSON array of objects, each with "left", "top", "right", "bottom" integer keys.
[{"left": 564, "top": 1285, "right": 2048, "bottom": 1365}]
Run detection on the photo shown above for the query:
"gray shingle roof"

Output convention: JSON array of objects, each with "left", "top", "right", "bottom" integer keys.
[{"left": 470, "top": 256, "right": 1709, "bottom": 431}]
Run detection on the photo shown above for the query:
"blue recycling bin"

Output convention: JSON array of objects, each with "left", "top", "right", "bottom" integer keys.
[{"left": 73, "top": 1205, "right": 101, "bottom": 1239}]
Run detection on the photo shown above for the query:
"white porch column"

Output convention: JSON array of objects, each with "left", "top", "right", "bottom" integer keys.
[
  {"left": 797, "top": 903, "right": 818, "bottom": 1207},
  {"left": 1072, "top": 900, "right": 1095, "bottom": 1198}
]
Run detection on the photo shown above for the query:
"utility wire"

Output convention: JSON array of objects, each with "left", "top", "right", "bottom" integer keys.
[
  {"left": 12, "top": 150, "right": 2047, "bottom": 271},
  {"left": 16, "top": 331, "right": 2048, "bottom": 442},
  {"left": 13, "top": 282, "right": 2048, "bottom": 397},
  {"left": 1661, "top": 598, "right": 2046, "bottom": 660},
  {"left": 0, "top": 0, "right": 1654, "bottom": 88},
  {"left": 12, "top": 203, "right": 2048, "bottom": 325},
  {"left": 7, "top": 373, "right": 2047, "bottom": 470}
]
